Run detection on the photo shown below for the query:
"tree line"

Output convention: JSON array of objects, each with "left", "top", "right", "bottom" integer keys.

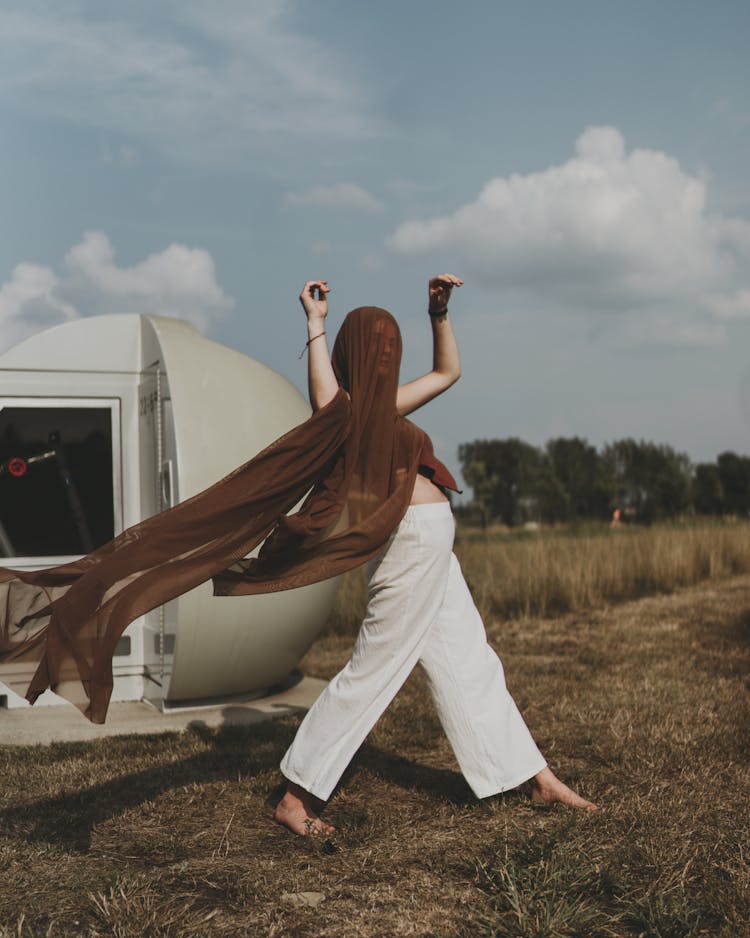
[{"left": 457, "top": 437, "right": 750, "bottom": 526}]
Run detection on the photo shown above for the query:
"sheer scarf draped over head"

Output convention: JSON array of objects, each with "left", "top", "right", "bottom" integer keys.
[{"left": 0, "top": 307, "right": 426, "bottom": 722}]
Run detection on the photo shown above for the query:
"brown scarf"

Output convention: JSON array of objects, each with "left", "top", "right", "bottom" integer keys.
[{"left": 0, "top": 307, "right": 426, "bottom": 722}]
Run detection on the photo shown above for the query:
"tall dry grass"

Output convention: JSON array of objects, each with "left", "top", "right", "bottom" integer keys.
[
  {"left": 458, "top": 520, "right": 750, "bottom": 621},
  {"left": 327, "top": 520, "right": 750, "bottom": 633}
]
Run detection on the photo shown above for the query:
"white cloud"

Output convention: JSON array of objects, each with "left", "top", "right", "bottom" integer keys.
[
  {"left": 386, "top": 126, "right": 750, "bottom": 346},
  {"left": 0, "top": 264, "right": 79, "bottom": 351},
  {"left": 0, "top": 232, "right": 233, "bottom": 353},
  {"left": 0, "top": 1, "right": 376, "bottom": 166},
  {"left": 285, "top": 183, "right": 384, "bottom": 214}
]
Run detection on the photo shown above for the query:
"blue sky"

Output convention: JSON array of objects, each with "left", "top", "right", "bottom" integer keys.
[{"left": 2, "top": 1, "right": 749, "bottom": 487}]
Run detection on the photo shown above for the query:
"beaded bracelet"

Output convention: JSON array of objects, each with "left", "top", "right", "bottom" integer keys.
[{"left": 299, "top": 331, "right": 326, "bottom": 359}]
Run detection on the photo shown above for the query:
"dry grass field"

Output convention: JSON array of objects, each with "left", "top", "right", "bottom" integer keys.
[
  {"left": 328, "top": 519, "right": 750, "bottom": 635},
  {"left": 1, "top": 522, "right": 748, "bottom": 936}
]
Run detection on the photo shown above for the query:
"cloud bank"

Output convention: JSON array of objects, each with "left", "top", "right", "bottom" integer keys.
[
  {"left": 387, "top": 126, "right": 750, "bottom": 346},
  {"left": 0, "top": 232, "right": 233, "bottom": 354},
  {"left": 0, "top": 0, "right": 374, "bottom": 165}
]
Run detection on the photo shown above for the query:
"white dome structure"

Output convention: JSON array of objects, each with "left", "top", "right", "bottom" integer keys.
[{"left": 0, "top": 315, "right": 338, "bottom": 711}]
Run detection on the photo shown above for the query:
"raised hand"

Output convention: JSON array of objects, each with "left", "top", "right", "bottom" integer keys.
[
  {"left": 428, "top": 273, "right": 463, "bottom": 316},
  {"left": 300, "top": 279, "right": 330, "bottom": 323}
]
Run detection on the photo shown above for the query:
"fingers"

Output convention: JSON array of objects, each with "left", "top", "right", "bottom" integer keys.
[
  {"left": 429, "top": 273, "right": 462, "bottom": 296},
  {"left": 299, "top": 280, "right": 330, "bottom": 324},
  {"left": 428, "top": 273, "right": 462, "bottom": 313},
  {"left": 300, "top": 279, "right": 330, "bottom": 302},
  {"left": 431, "top": 273, "right": 463, "bottom": 288}
]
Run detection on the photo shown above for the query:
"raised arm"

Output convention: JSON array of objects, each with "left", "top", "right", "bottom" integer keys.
[
  {"left": 300, "top": 279, "right": 340, "bottom": 411},
  {"left": 396, "top": 274, "right": 463, "bottom": 417}
]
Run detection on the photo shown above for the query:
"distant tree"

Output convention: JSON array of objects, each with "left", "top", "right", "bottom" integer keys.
[
  {"left": 651, "top": 445, "right": 692, "bottom": 519},
  {"left": 459, "top": 438, "right": 544, "bottom": 526},
  {"left": 693, "top": 463, "right": 724, "bottom": 515},
  {"left": 603, "top": 439, "right": 691, "bottom": 522},
  {"left": 534, "top": 464, "right": 570, "bottom": 523},
  {"left": 459, "top": 434, "right": 712, "bottom": 527},
  {"left": 717, "top": 451, "right": 750, "bottom": 516},
  {"left": 460, "top": 459, "right": 497, "bottom": 529},
  {"left": 546, "top": 437, "right": 614, "bottom": 521},
  {"left": 603, "top": 439, "right": 647, "bottom": 520}
]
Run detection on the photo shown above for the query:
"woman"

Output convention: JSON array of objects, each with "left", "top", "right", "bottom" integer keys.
[
  {"left": 274, "top": 275, "right": 595, "bottom": 836},
  {"left": 0, "top": 273, "right": 594, "bottom": 827}
]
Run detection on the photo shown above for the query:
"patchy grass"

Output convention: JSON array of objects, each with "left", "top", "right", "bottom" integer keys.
[{"left": 1, "top": 566, "right": 748, "bottom": 935}]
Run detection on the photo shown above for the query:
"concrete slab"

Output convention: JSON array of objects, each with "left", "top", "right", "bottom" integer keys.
[{"left": 0, "top": 676, "right": 327, "bottom": 746}]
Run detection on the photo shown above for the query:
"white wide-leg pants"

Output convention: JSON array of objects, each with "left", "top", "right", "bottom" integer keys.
[{"left": 280, "top": 502, "right": 547, "bottom": 801}]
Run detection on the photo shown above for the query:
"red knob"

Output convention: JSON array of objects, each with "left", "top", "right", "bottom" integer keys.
[{"left": 8, "top": 457, "right": 28, "bottom": 477}]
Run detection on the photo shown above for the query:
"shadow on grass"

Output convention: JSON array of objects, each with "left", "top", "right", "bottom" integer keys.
[
  {"left": 0, "top": 711, "right": 490, "bottom": 852},
  {"left": 687, "top": 603, "right": 750, "bottom": 687},
  {"left": 338, "top": 745, "right": 479, "bottom": 807},
  {"left": 727, "top": 606, "right": 750, "bottom": 644},
  {"left": 0, "top": 718, "right": 292, "bottom": 853}
]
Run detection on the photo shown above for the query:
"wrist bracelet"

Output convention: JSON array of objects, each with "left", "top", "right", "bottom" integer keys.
[
  {"left": 299, "top": 331, "right": 326, "bottom": 359},
  {"left": 428, "top": 307, "right": 448, "bottom": 319}
]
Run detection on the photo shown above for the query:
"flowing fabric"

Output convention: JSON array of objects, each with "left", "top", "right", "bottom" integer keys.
[{"left": 0, "top": 307, "right": 433, "bottom": 723}]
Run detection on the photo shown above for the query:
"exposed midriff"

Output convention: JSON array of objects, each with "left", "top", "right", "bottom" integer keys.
[{"left": 410, "top": 472, "right": 449, "bottom": 504}]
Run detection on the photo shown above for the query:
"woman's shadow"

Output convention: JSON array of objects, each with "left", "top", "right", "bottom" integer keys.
[
  {"left": 0, "top": 716, "right": 289, "bottom": 853},
  {"left": 0, "top": 707, "right": 484, "bottom": 853}
]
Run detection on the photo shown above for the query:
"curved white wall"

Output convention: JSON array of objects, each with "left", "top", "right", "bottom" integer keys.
[{"left": 145, "top": 316, "right": 338, "bottom": 702}]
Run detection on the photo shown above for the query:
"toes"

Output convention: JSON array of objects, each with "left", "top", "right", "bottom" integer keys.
[
  {"left": 530, "top": 783, "right": 596, "bottom": 811},
  {"left": 303, "top": 817, "right": 335, "bottom": 837},
  {"left": 274, "top": 806, "right": 335, "bottom": 837}
]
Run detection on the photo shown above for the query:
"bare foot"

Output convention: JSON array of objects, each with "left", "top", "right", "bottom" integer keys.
[
  {"left": 530, "top": 767, "right": 597, "bottom": 811},
  {"left": 274, "top": 782, "right": 335, "bottom": 836}
]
